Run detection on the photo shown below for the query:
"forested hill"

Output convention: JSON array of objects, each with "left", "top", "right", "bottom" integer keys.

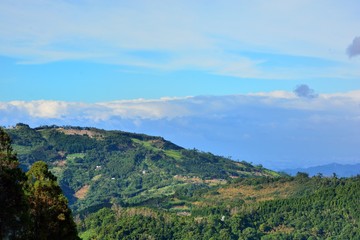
[
  {"left": 5, "top": 123, "right": 278, "bottom": 214},
  {"left": 4, "top": 124, "right": 360, "bottom": 239}
]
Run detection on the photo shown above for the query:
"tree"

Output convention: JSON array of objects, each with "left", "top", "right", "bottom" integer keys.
[
  {"left": 25, "top": 161, "right": 79, "bottom": 240},
  {"left": 0, "top": 127, "right": 29, "bottom": 239}
]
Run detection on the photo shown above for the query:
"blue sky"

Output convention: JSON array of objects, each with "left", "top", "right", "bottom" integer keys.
[{"left": 1, "top": 0, "right": 360, "bottom": 169}]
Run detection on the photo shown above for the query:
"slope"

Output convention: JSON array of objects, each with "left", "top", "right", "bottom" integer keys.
[
  {"left": 79, "top": 175, "right": 360, "bottom": 239},
  {"left": 6, "top": 123, "right": 279, "bottom": 214}
]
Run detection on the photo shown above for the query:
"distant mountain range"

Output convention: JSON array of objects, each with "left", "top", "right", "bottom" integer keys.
[{"left": 283, "top": 163, "right": 360, "bottom": 177}]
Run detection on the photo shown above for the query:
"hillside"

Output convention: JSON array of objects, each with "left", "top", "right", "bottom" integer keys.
[
  {"left": 78, "top": 175, "right": 360, "bottom": 239},
  {"left": 6, "top": 123, "right": 278, "bottom": 214},
  {"left": 4, "top": 123, "right": 360, "bottom": 239},
  {"left": 283, "top": 163, "right": 360, "bottom": 177}
]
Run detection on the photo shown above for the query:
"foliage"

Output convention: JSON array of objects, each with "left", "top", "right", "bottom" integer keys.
[
  {"left": 5, "top": 124, "right": 360, "bottom": 239},
  {"left": 79, "top": 176, "right": 360, "bottom": 239},
  {"left": 25, "top": 161, "right": 79, "bottom": 240},
  {"left": 6, "top": 124, "right": 276, "bottom": 214},
  {"left": 0, "top": 127, "right": 29, "bottom": 239},
  {"left": 0, "top": 127, "right": 79, "bottom": 239}
]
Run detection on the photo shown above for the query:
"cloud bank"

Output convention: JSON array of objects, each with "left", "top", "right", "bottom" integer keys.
[{"left": 1, "top": 91, "right": 360, "bottom": 169}]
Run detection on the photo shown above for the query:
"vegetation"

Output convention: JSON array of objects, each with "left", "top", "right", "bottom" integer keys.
[
  {"left": 6, "top": 124, "right": 276, "bottom": 214},
  {"left": 78, "top": 175, "right": 360, "bottom": 239},
  {"left": 3, "top": 123, "right": 360, "bottom": 239},
  {"left": 25, "top": 161, "right": 79, "bottom": 239},
  {"left": 0, "top": 126, "right": 28, "bottom": 239},
  {"left": 0, "top": 127, "right": 79, "bottom": 239}
]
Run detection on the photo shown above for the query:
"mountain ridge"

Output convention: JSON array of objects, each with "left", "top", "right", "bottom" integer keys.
[
  {"left": 283, "top": 162, "right": 360, "bottom": 177},
  {"left": 5, "top": 123, "right": 279, "bottom": 214}
]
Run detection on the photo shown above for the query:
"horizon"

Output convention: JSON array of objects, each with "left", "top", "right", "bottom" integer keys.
[{"left": 1, "top": 0, "right": 360, "bottom": 169}]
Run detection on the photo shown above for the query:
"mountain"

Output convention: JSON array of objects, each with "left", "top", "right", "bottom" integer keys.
[
  {"left": 283, "top": 163, "right": 360, "bottom": 177},
  {"left": 5, "top": 123, "right": 278, "bottom": 214},
  {"left": 4, "top": 123, "right": 360, "bottom": 239}
]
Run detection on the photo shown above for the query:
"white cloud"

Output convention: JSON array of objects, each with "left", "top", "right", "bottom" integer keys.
[
  {"left": 1, "top": 90, "right": 359, "bottom": 121},
  {"left": 249, "top": 91, "right": 296, "bottom": 99},
  {"left": 0, "top": 97, "right": 193, "bottom": 121},
  {"left": 1, "top": 91, "right": 359, "bottom": 169},
  {"left": 323, "top": 90, "right": 360, "bottom": 100},
  {"left": 8, "top": 100, "right": 69, "bottom": 118},
  {"left": 0, "top": 0, "right": 359, "bottom": 79},
  {"left": 97, "top": 98, "right": 192, "bottom": 120}
]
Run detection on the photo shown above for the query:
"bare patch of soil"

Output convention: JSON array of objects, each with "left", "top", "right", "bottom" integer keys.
[
  {"left": 57, "top": 128, "right": 103, "bottom": 139},
  {"left": 74, "top": 185, "right": 90, "bottom": 199}
]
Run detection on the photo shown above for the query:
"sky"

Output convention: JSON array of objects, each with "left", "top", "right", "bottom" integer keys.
[{"left": 1, "top": 0, "right": 360, "bottom": 169}]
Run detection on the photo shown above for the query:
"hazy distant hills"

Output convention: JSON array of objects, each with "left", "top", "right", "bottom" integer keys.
[{"left": 283, "top": 163, "right": 360, "bottom": 177}]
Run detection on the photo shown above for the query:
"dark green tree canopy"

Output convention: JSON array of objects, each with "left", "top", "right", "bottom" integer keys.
[
  {"left": 0, "top": 128, "right": 28, "bottom": 239},
  {"left": 1, "top": 128, "right": 79, "bottom": 240},
  {"left": 25, "top": 161, "right": 79, "bottom": 240}
]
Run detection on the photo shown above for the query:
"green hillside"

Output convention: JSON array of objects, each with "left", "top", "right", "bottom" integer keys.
[
  {"left": 6, "top": 123, "right": 278, "bottom": 215},
  {"left": 78, "top": 175, "right": 360, "bottom": 239},
  {"left": 5, "top": 123, "right": 359, "bottom": 239}
]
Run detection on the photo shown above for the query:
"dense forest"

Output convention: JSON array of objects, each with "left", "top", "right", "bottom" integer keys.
[
  {"left": 1, "top": 124, "right": 359, "bottom": 239},
  {"left": 0, "top": 127, "right": 79, "bottom": 239},
  {"left": 78, "top": 175, "right": 360, "bottom": 239}
]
